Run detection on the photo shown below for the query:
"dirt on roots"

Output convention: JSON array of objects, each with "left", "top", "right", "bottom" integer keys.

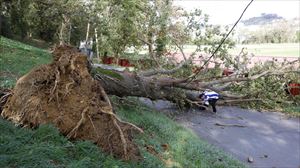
[{"left": 1, "top": 45, "right": 143, "bottom": 160}]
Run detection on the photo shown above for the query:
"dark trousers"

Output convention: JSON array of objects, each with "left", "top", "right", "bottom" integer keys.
[{"left": 209, "top": 99, "right": 218, "bottom": 112}]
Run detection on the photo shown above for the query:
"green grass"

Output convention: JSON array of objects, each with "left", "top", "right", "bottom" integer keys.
[
  {"left": 0, "top": 37, "right": 245, "bottom": 167},
  {"left": 92, "top": 67, "right": 124, "bottom": 80},
  {"left": 229, "top": 43, "right": 300, "bottom": 57},
  {"left": 283, "top": 105, "right": 300, "bottom": 115},
  {"left": 0, "top": 36, "right": 51, "bottom": 88}
]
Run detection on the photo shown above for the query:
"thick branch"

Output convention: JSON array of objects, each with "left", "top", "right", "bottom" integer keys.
[{"left": 173, "top": 40, "right": 187, "bottom": 61}]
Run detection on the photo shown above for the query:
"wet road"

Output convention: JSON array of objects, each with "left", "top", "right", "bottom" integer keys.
[{"left": 140, "top": 98, "right": 300, "bottom": 168}]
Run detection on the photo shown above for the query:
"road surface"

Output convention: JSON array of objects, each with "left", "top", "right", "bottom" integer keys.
[{"left": 140, "top": 98, "right": 300, "bottom": 168}]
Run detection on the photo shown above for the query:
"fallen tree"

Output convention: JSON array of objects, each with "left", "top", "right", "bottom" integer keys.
[
  {"left": 1, "top": 45, "right": 299, "bottom": 161},
  {"left": 93, "top": 56, "right": 300, "bottom": 109}
]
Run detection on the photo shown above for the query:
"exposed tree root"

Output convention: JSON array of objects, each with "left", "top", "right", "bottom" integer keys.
[
  {"left": 67, "top": 107, "right": 88, "bottom": 139},
  {"left": 0, "top": 89, "right": 12, "bottom": 113},
  {"left": 1, "top": 45, "right": 142, "bottom": 160}
]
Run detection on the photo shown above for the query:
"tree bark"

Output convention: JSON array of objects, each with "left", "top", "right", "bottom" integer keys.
[
  {"left": 94, "top": 28, "right": 101, "bottom": 62},
  {"left": 92, "top": 66, "right": 250, "bottom": 107},
  {"left": 86, "top": 22, "right": 90, "bottom": 42},
  {"left": 94, "top": 68, "right": 197, "bottom": 106}
]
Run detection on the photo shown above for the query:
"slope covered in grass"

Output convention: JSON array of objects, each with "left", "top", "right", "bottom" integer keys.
[
  {"left": 0, "top": 37, "right": 51, "bottom": 88},
  {"left": 0, "top": 37, "right": 245, "bottom": 167}
]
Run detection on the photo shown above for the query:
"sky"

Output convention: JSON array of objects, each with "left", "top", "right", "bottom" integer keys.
[{"left": 173, "top": 0, "right": 300, "bottom": 25}]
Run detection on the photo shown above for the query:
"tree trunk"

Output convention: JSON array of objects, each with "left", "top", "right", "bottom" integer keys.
[
  {"left": 94, "top": 70, "right": 196, "bottom": 105},
  {"left": 86, "top": 22, "right": 90, "bottom": 42},
  {"left": 94, "top": 28, "right": 101, "bottom": 62},
  {"left": 68, "top": 23, "right": 71, "bottom": 44},
  {"left": 59, "top": 21, "right": 65, "bottom": 45}
]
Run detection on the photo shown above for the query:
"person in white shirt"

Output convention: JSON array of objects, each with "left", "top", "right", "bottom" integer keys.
[
  {"left": 79, "top": 41, "right": 86, "bottom": 53},
  {"left": 86, "top": 38, "right": 93, "bottom": 59},
  {"left": 199, "top": 90, "right": 220, "bottom": 113}
]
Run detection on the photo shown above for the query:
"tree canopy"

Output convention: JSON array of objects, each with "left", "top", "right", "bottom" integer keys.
[{"left": 1, "top": 0, "right": 233, "bottom": 58}]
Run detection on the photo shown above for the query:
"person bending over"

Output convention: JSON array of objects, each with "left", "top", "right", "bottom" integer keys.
[{"left": 199, "top": 90, "right": 220, "bottom": 113}]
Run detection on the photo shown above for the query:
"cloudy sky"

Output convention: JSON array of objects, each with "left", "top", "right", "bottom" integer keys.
[{"left": 173, "top": 0, "right": 300, "bottom": 25}]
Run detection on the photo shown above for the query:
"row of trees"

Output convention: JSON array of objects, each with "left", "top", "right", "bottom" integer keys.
[
  {"left": 236, "top": 19, "right": 300, "bottom": 44},
  {"left": 1, "top": 0, "right": 90, "bottom": 43},
  {"left": 1, "top": 0, "right": 233, "bottom": 61}
]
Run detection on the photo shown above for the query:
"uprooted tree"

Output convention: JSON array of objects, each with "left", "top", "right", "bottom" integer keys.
[
  {"left": 1, "top": 0, "right": 299, "bottom": 161},
  {"left": 1, "top": 46, "right": 143, "bottom": 160},
  {"left": 1, "top": 44, "right": 299, "bottom": 161}
]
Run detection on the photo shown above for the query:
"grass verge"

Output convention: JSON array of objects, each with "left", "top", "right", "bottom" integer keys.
[{"left": 0, "top": 36, "right": 51, "bottom": 88}]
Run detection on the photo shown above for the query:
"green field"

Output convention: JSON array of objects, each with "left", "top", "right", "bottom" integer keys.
[
  {"left": 0, "top": 37, "right": 245, "bottom": 167},
  {"left": 175, "top": 43, "right": 300, "bottom": 57},
  {"left": 229, "top": 43, "right": 300, "bottom": 57}
]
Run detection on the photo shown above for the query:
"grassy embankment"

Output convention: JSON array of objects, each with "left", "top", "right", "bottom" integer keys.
[{"left": 0, "top": 37, "right": 244, "bottom": 168}]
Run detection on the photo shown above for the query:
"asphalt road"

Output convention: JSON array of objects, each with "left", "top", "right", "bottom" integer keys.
[{"left": 140, "top": 98, "right": 300, "bottom": 168}]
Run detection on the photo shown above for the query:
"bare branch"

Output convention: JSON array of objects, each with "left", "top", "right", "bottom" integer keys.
[
  {"left": 218, "top": 99, "right": 261, "bottom": 105},
  {"left": 172, "top": 40, "right": 187, "bottom": 61},
  {"left": 137, "top": 35, "right": 161, "bottom": 68},
  {"left": 202, "top": 70, "right": 271, "bottom": 86},
  {"left": 215, "top": 123, "right": 247, "bottom": 127},
  {"left": 137, "top": 36, "right": 152, "bottom": 46}
]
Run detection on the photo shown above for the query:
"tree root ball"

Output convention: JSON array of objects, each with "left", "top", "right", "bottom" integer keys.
[{"left": 1, "top": 45, "right": 142, "bottom": 160}]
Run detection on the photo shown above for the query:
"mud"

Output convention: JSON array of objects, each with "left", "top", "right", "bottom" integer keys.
[{"left": 1, "top": 45, "right": 142, "bottom": 160}]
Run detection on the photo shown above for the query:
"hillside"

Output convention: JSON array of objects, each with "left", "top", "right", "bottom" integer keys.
[
  {"left": 0, "top": 37, "right": 244, "bottom": 167},
  {"left": 241, "top": 13, "right": 283, "bottom": 26}
]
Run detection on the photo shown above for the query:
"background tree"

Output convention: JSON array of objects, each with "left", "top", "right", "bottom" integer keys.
[{"left": 237, "top": 17, "right": 299, "bottom": 44}]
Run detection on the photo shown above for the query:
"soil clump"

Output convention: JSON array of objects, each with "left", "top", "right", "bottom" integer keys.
[{"left": 1, "top": 45, "right": 142, "bottom": 160}]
